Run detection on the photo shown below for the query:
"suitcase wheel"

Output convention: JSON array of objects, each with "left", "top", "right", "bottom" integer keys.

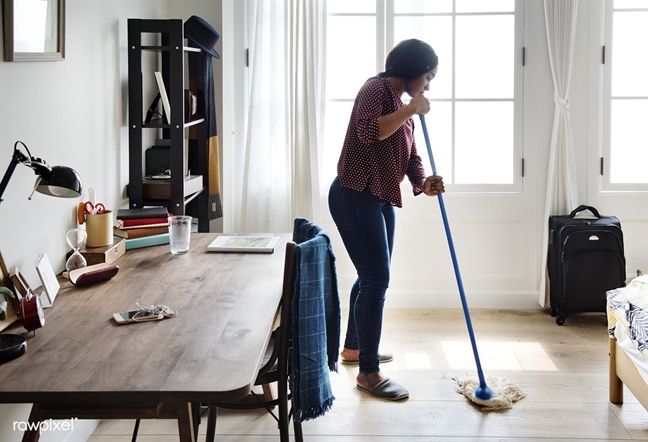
[{"left": 556, "top": 315, "right": 566, "bottom": 326}]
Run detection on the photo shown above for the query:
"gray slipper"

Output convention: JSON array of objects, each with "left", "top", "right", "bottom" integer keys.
[
  {"left": 341, "top": 352, "right": 394, "bottom": 366},
  {"left": 356, "top": 377, "right": 409, "bottom": 401}
]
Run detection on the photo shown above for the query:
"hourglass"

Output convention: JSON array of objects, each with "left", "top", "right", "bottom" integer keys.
[{"left": 65, "top": 228, "right": 87, "bottom": 272}]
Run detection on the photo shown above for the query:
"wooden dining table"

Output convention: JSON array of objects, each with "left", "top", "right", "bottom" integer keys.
[{"left": 0, "top": 233, "right": 290, "bottom": 442}]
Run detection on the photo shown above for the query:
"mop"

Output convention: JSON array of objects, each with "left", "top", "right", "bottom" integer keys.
[{"left": 419, "top": 114, "right": 526, "bottom": 411}]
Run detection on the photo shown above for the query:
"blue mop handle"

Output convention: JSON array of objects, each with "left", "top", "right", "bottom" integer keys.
[{"left": 419, "top": 115, "right": 490, "bottom": 395}]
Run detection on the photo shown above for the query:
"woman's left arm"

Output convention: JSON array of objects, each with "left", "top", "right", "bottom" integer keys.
[{"left": 408, "top": 143, "right": 444, "bottom": 196}]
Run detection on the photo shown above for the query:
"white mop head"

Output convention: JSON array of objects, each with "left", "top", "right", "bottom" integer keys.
[{"left": 452, "top": 374, "right": 526, "bottom": 411}]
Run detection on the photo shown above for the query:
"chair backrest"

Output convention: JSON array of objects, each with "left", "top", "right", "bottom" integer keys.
[
  {"left": 277, "top": 241, "right": 297, "bottom": 383},
  {"left": 256, "top": 241, "right": 297, "bottom": 380}
]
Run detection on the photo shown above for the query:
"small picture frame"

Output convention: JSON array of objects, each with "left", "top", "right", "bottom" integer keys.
[
  {"left": 9, "top": 266, "right": 31, "bottom": 298},
  {"left": 35, "top": 254, "right": 60, "bottom": 308}
]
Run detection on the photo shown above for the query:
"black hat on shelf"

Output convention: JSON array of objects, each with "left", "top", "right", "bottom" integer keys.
[{"left": 184, "top": 15, "right": 221, "bottom": 59}]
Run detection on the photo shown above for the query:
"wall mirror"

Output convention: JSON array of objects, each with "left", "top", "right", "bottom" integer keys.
[{"left": 3, "top": 0, "right": 65, "bottom": 61}]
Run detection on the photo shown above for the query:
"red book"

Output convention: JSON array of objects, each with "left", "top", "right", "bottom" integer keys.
[{"left": 118, "top": 217, "right": 169, "bottom": 227}]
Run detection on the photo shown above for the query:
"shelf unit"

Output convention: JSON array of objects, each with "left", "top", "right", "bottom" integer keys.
[{"left": 127, "top": 19, "right": 210, "bottom": 232}]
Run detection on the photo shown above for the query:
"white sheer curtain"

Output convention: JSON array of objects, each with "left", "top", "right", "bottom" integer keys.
[
  {"left": 539, "top": 0, "right": 580, "bottom": 306},
  {"left": 238, "top": 0, "right": 326, "bottom": 233}
]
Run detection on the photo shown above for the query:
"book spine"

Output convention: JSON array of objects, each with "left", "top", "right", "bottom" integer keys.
[
  {"left": 124, "top": 233, "right": 170, "bottom": 250},
  {"left": 117, "top": 222, "right": 169, "bottom": 230},
  {"left": 116, "top": 208, "right": 169, "bottom": 220},
  {"left": 118, "top": 217, "right": 169, "bottom": 227}
]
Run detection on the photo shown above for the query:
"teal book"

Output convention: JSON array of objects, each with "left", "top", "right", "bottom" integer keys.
[{"left": 122, "top": 233, "right": 170, "bottom": 250}]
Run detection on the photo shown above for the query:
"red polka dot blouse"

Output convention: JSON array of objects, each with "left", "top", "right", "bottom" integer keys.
[{"left": 336, "top": 77, "right": 426, "bottom": 208}]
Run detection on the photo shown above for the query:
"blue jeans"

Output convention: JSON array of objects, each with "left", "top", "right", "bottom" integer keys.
[{"left": 328, "top": 177, "right": 395, "bottom": 374}]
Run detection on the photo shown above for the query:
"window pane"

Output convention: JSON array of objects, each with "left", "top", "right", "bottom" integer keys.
[
  {"left": 322, "top": 101, "right": 354, "bottom": 185},
  {"left": 610, "top": 99, "right": 648, "bottom": 184},
  {"left": 611, "top": 11, "right": 648, "bottom": 97},
  {"left": 455, "top": 102, "right": 513, "bottom": 184},
  {"left": 327, "top": 16, "right": 376, "bottom": 99},
  {"left": 456, "top": 15, "right": 514, "bottom": 99},
  {"left": 394, "top": 16, "right": 453, "bottom": 99},
  {"left": 456, "top": 0, "right": 515, "bottom": 13},
  {"left": 614, "top": 0, "right": 648, "bottom": 10},
  {"left": 328, "top": 0, "right": 375, "bottom": 14},
  {"left": 394, "top": 0, "right": 452, "bottom": 13},
  {"left": 413, "top": 102, "right": 453, "bottom": 181}
]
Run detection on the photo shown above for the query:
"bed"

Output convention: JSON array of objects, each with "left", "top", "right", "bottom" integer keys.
[{"left": 606, "top": 274, "right": 648, "bottom": 411}]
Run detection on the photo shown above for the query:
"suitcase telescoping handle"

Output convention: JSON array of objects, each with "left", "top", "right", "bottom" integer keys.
[{"left": 569, "top": 205, "right": 601, "bottom": 219}]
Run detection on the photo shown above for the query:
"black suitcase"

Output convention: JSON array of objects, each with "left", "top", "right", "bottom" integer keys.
[{"left": 548, "top": 205, "right": 626, "bottom": 325}]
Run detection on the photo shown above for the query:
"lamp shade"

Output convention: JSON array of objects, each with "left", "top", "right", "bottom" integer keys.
[{"left": 35, "top": 166, "right": 83, "bottom": 198}]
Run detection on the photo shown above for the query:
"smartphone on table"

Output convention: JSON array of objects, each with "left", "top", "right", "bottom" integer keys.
[{"left": 112, "top": 310, "right": 163, "bottom": 325}]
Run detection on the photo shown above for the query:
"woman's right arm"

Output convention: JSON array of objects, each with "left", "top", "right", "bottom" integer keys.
[{"left": 376, "top": 95, "right": 430, "bottom": 141}]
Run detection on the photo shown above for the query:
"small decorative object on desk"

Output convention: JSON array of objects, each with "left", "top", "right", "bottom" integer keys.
[
  {"left": 35, "top": 253, "right": 60, "bottom": 308},
  {"left": 67, "top": 238, "right": 126, "bottom": 266},
  {"left": 86, "top": 211, "right": 114, "bottom": 248},
  {"left": 76, "top": 199, "right": 114, "bottom": 248},
  {"left": 207, "top": 236, "right": 281, "bottom": 254},
  {"left": 9, "top": 266, "right": 45, "bottom": 334},
  {"left": 65, "top": 228, "right": 87, "bottom": 272},
  {"left": 68, "top": 263, "right": 119, "bottom": 286},
  {"left": 0, "top": 333, "right": 27, "bottom": 363},
  {"left": 0, "top": 286, "right": 18, "bottom": 334}
]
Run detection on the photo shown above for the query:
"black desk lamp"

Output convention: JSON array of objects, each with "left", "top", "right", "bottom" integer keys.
[
  {"left": 0, "top": 140, "right": 83, "bottom": 202},
  {"left": 0, "top": 140, "right": 83, "bottom": 363}
]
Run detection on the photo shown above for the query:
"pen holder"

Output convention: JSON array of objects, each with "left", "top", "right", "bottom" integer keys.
[{"left": 86, "top": 210, "right": 113, "bottom": 247}]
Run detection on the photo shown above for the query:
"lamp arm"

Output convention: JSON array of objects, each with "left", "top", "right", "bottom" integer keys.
[{"left": 0, "top": 149, "right": 27, "bottom": 202}]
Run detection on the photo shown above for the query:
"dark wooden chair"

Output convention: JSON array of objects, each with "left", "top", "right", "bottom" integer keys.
[{"left": 203, "top": 240, "right": 302, "bottom": 442}]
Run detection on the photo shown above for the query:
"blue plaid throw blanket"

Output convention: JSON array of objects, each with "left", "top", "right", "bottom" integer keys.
[{"left": 292, "top": 217, "right": 340, "bottom": 422}]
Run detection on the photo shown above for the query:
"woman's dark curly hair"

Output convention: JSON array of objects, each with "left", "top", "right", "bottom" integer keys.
[{"left": 378, "top": 39, "right": 438, "bottom": 80}]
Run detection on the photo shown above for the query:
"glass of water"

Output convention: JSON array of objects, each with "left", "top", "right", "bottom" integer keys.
[{"left": 169, "top": 215, "right": 192, "bottom": 254}]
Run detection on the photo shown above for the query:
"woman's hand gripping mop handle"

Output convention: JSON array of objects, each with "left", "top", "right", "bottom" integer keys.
[{"left": 419, "top": 114, "right": 493, "bottom": 400}]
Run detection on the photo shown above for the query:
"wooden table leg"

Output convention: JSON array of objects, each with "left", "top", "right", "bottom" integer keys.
[
  {"left": 21, "top": 404, "right": 42, "bottom": 442},
  {"left": 205, "top": 405, "right": 217, "bottom": 442},
  {"left": 176, "top": 402, "right": 196, "bottom": 442}
]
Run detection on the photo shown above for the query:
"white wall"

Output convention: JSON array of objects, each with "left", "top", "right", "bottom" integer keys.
[{"left": 1, "top": 0, "right": 167, "bottom": 296}]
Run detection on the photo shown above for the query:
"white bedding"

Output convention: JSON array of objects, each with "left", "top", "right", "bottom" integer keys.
[{"left": 607, "top": 274, "right": 648, "bottom": 383}]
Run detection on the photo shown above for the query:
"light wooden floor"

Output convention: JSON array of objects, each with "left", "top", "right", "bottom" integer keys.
[{"left": 88, "top": 308, "right": 648, "bottom": 441}]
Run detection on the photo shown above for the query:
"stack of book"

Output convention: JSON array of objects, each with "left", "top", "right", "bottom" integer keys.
[{"left": 114, "top": 207, "right": 171, "bottom": 250}]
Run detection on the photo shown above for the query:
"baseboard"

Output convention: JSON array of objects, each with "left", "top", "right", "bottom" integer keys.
[{"left": 337, "top": 290, "right": 542, "bottom": 309}]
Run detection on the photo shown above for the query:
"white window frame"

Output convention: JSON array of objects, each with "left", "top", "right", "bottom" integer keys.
[
  {"left": 324, "top": 0, "right": 525, "bottom": 194},
  {"left": 600, "top": 0, "right": 648, "bottom": 193}
]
